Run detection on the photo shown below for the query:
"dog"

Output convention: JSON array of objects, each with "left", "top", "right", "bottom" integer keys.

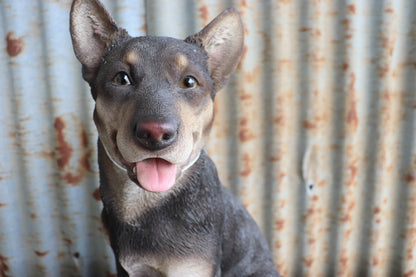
[{"left": 70, "top": 0, "right": 280, "bottom": 276}]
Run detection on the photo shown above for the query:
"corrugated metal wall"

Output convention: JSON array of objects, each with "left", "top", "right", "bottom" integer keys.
[{"left": 1, "top": 0, "right": 415, "bottom": 276}]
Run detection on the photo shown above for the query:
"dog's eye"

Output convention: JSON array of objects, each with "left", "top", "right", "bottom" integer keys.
[
  {"left": 113, "top": 72, "right": 131, "bottom": 85},
  {"left": 179, "top": 76, "right": 198, "bottom": 89}
]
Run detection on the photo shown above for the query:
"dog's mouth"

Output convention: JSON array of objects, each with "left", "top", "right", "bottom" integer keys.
[
  {"left": 110, "top": 145, "right": 199, "bottom": 193},
  {"left": 102, "top": 129, "right": 199, "bottom": 193},
  {"left": 125, "top": 158, "right": 178, "bottom": 193}
]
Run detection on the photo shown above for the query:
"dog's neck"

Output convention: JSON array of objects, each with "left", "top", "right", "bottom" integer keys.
[{"left": 98, "top": 139, "right": 202, "bottom": 224}]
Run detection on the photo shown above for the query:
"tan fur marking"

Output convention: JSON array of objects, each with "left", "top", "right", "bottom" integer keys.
[
  {"left": 178, "top": 97, "right": 214, "bottom": 159},
  {"left": 121, "top": 255, "right": 213, "bottom": 277},
  {"left": 175, "top": 54, "right": 189, "bottom": 71},
  {"left": 124, "top": 50, "right": 140, "bottom": 66}
]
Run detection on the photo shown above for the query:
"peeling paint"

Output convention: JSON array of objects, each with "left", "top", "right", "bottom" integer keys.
[
  {"left": 0, "top": 254, "right": 10, "bottom": 277},
  {"left": 53, "top": 115, "right": 93, "bottom": 186},
  {"left": 92, "top": 188, "right": 101, "bottom": 201},
  {"left": 34, "top": 250, "right": 50, "bottom": 257},
  {"left": 5, "top": 31, "right": 24, "bottom": 57},
  {"left": 54, "top": 117, "right": 73, "bottom": 170},
  {"left": 240, "top": 153, "right": 253, "bottom": 177}
]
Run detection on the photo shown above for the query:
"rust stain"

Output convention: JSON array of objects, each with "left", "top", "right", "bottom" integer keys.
[
  {"left": 0, "top": 203, "right": 6, "bottom": 208},
  {"left": 81, "top": 129, "right": 89, "bottom": 148},
  {"left": 274, "top": 240, "right": 282, "bottom": 249},
  {"left": 342, "top": 19, "right": 351, "bottom": 28},
  {"left": 385, "top": 7, "right": 394, "bottom": 13},
  {"left": 64, "top": 172, "right": 82, "bottom": 184},
  {"left": 240, "top": 117, "right": 249, "bottom": 128},
  {"left": 64, "top": 151, "right": 91, "bottom": 185},
  {"left": 404, "top": 270, "right": 415, "bottom": 277},
  {"left": 308, "top": 237, "right": 316, "bottom": 245},
  {"left": 54, "top": 117, "right": 73, "bottom": 169},
  {"left": 239, "top": 117, "right": 256, "bottom": 142},
  {"left": 372, "top": 256, "right": 379, "bottom": 266},
  {"left": 92, "top": 187, "right": 101, "bottom": 201},
  {"left": 34, "top": 250, "right": 49, "bottom": 257},
  {"left": 347, "top": 4, "right": 356, "bottom": 14},
  {"left": 274, "top": 219, "right": 285, "bottom": 231},
  {"left": 341, "top": 214, "right": 351, "bottom": 223},
  {"left": 378, "top": 64, "right": 390, "bottom": 78},
  {"left": 302, "top": 120, "right": 317, "bottom": 130},
  {"left": 347, "top": 160, "right": 358, "bottom": 187},
  {"left": 244, "top": 65, "right": 261, "bottom": 83},
  {"left": 307, "top": 207, "right": 315, "bottom": 216},
  {"left": 239, "top": 128, "right": 255, "bottom": 142},
  {"left": 342, "top": 62, "right": 349, "bottom": 72},
  {"left": 239, "top": 89, "right": 252, "bottom": 101},
  {"left": 63, "top": 238, "right": 73, "bottom": 246},
  {"left": 406, "top": 155, "right": 416, "bottom": 183},
  {"left": 57, "top": 252, "right": 66, "bottom": 259},
  {"left": 405, "top": 172, "right": 415, "bottom": 183},
  {"left": 344, "top": 228, "right": 353, "bottom": 241},
  {"left": 54, "top": 116, "right": 93, "bottom": 186},
  {"left": 140, "top": 23, "right": 147, "bottom": 32},
  {"left": 243, "top": 26, "right": 249, "bottom": 37},
  {"left": 314, "top": 29, "right": 322, "bottom": 37},
  {"left": 274, "top": 115, "right": 284, "bottom": 125},
  {"left": 30, "top": 213, "right": 37, "bottom": 219},
  {"left": 6, "top": 31, "right": 24, "bottom": 57},
  {"left": 302, "top": 206, "right": 323, "bottom": 222},
  {"left": 240, "top": 153, "right": 253, "bottom": 177},
  {"left": 198, "top": 5, "right": 209, "bottom": 25},
  {"left": 0, "top": 254, "right": 10, "bottom": 277},
  {"left": 406, "top": 234, "right": 416, "bottom": 260},
  {"left": 277, "top": 59, "right": 292, "bottom": 73},
  {"left": 81, "top": 147, "right": 92, "bottom": 172},
  {"left": 269, "top": 155, "right": 281, "bottom": 163},
  {"left": 302, "top": 257, "right": 314, "bottom": 268},
  {"left": 41, "top": 150, "right": 55, "bottom": 159},
  {"left": 340, "top": 255, "right": 348, "bottom": 268},
  {"left": 346, "top": 73, "right": 358, "bottom": 132},
  {"left": 347, "top": 201, "right": 355, "bottom": 213},
  {"left": 299, "top": 27, "right": 312, "bottom": 32},
  {"left": 380, "top": 35, "right": 397, "bottom": 60}
]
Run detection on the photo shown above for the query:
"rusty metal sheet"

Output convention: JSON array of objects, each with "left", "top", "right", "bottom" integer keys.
[{"left": 1, "top": 0, "right": 416, "bottom": 276}]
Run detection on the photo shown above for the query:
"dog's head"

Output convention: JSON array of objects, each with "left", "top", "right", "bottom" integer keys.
[{"left": 70, "top": 0, "right": 244, "bottom": 193}]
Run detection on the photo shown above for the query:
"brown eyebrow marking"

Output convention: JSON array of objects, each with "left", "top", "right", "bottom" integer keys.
[
  {"left": 124, "top": 50, "right": 140, "bottom": 66},
  {"left": 174, "top": 54, "right": 189, "bottom": 72}
]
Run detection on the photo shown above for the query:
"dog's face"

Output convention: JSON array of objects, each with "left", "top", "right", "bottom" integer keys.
[
  {"left": 93, "top": 38, "right": 215, "bottom": 192},
  {"left": 70, "top": 0, "right": 244, "bottom": 192}
]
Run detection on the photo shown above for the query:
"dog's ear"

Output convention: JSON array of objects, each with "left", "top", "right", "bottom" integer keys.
[
  {"left": 186, "top": 9, "right": 244, "bottom": 92},
  {"left": 70, "top": 0, "right": 129, "bottom": 83}
]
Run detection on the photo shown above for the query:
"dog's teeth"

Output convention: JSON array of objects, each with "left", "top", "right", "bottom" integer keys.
[{"left": 132, "top": 167, "right": 137, "bottom": 174}]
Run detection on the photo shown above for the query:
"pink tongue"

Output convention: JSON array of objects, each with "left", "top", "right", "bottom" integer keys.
[{"left": 135, "top": 158, "right": 177, "bottom": 192}]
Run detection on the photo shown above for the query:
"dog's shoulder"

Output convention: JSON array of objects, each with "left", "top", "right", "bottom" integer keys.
[{"left": 218, "top": 181, "right": 280, "bottom": 276}]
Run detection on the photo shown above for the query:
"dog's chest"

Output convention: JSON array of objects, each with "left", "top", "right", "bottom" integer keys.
[{"left": 120, "top": 255, "right": 214, "bottom": 277}]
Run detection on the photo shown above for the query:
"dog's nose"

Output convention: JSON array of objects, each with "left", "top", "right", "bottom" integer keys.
[{"left": 135, "top": 120, "right": 178, "bottom": 151}]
